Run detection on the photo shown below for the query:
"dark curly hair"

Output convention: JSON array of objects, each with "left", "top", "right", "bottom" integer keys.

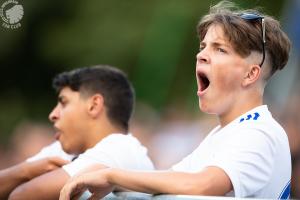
[{"left": 52, "top": 65, "right": 134, "bottom": 131}]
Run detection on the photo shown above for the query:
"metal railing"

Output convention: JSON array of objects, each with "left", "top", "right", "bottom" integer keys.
[{"left": 100, "top": 192, "right": 267, "bottom": 200}]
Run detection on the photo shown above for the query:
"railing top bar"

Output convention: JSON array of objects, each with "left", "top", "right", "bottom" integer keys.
[{"left": 101, "top": 192, "right": 274, "bottom": 200}]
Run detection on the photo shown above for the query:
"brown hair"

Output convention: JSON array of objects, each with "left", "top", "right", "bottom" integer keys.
[{"left": 197, "top": 1, "right": 291, "bottom": 76}]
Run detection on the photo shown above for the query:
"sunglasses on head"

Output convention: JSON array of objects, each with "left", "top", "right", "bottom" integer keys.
[{"left": 239, "top": 13, "right": 266, "bottom": 67}]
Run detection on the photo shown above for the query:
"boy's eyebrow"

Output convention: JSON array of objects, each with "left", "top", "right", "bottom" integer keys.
[
  {"left": 212, "top": 41, "right": 230, "bottom": 47},
  {"left": 200, "top": 40, "right": 231, "bottom": 48}
]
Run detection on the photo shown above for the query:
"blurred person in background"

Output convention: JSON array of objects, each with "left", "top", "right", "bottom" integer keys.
[
  {"left": 60, "top": 1, "right": 292, "bottom": 199},
  {"left": 278, "top": 94, "right": 300, "bottom": 198},
  {"left": 0, "top": 122, "right": 54, "bottom": 170},
  {"left": 149, "top": 106, "right": 216, "bottom": 169},
  {"left": 3, "top": 122, "right": 55, "bottom": 167},
  {"left": 0, "top": 65, "right": 153, "bottom": 199}
]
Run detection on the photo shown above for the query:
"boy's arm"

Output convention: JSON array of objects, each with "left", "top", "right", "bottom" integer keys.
[
  {"left": 8, "top": 168, "right": 69, "bottom": 200},
  {"left": 60, "top": 166, "right": 232, "bottom": 199},
  {"left": 0, "top": 157, "right": 68, "bottom": 199},
  {"left": 8, "top": 164, "right": 108, "bottom": 200},
  {"left": 107, "top": 167, "right": 232, "bottom": 195}
]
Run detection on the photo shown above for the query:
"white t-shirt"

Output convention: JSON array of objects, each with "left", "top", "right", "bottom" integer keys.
[
  {"left": 172, "top": 105, "right": 291, "bottom": 199},
  {"left": 62, "top": 133, "right": 154, "bottom": 177},
  {"left": 27, "top": 134, "right": 154, "bottom": 177},
  {"left": 26, "top": 141, "right": 75, "bottom": 162}
]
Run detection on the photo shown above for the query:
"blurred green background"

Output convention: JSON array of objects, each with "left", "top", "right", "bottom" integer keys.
[
  {"left": 0, "top": 0, "right": 288, "bottom": 144},
  {"left": 1, "top": 0, "right": 300, "bottom": 198}
]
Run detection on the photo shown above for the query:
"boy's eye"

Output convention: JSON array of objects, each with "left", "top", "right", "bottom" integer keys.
[
  {"left": 59, "top": 99, "right": 67, "bottom": 106},
  {"left": 217, "top": 48, "right": 226, "bottom": 53}
]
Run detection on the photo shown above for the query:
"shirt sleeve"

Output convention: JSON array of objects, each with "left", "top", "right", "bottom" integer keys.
[
  {"left": 63, "top": 134, "right": 153, "bottom": 177},
  {"left": 207, "top": 128, "right": 276, "bottom": 197},
  {"left": 26, "top": 141, "right": 74, "bottom": 162}
]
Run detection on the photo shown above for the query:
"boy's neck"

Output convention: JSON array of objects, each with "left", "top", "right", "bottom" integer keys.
[
  {"left": 83, "top": 120, "right": 126, "bottom": 151},
  {"left": 218, "top": 95, "right": 263, "bottom": 127}
]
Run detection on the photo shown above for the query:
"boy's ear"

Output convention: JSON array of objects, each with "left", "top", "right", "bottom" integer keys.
[
  {"left": 87, "top": 94, "right": 104, "bottom": 118},
  {"left": 242, "top": 65, "right": 261, "bottom": 87}
]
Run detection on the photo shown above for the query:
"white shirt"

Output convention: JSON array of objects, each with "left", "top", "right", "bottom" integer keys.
[
  {"left": 62, "top": 133, "right": 154, "bottom": 177},
  {"left": 26, "top": 141, "right": 75, "bottom": 162},
  {"left": 172, "top": 105, "right": 291, "bottom": 199},
  {"left": 27, "top": 133, "right": 154, "bottom": 177}
]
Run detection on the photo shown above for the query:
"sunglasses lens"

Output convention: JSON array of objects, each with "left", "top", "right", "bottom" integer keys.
[{"left": 240, "top": 13, "right": 261, "bottom": 20}]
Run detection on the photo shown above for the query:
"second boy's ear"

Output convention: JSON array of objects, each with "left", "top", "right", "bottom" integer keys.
[
  {"left": 242, "top": 65, "right": 261, "bottom": 87},
  {"left": 87, "top": 94, "right": 104, "bottom": 118}
]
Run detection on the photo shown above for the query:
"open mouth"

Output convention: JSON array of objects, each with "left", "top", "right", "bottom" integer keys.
[
  {"left": 197, "top": 72, "right": 210, "bottom": 92},
  {"left": 53, "top": 126, "right": 61, "bottom": 140}
]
